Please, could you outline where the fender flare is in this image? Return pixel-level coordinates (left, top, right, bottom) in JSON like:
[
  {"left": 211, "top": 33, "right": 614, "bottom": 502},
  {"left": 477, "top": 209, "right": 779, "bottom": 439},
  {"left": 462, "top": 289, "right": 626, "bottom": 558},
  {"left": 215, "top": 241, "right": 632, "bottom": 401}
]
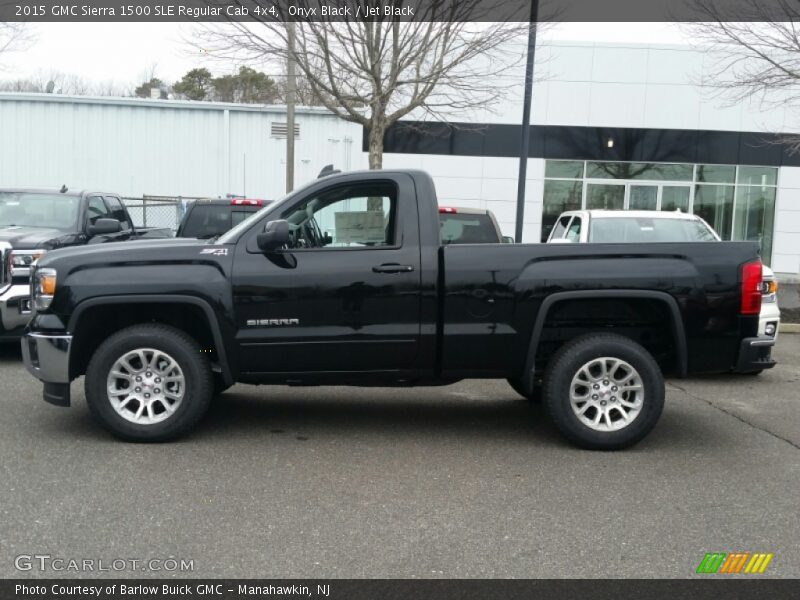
[
  {"left": 520, "top": 290, "right": 688, "bottom": 395},
  {"left": 68, "top": 294, "right": 234, "bottom": 386}
]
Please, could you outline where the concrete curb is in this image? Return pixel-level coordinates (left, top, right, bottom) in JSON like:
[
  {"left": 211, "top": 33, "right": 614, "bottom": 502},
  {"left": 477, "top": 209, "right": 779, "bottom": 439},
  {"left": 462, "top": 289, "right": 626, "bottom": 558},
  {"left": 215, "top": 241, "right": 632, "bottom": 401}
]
[{"left": 780, "top": 323, "right": 800, "bottom": 333}]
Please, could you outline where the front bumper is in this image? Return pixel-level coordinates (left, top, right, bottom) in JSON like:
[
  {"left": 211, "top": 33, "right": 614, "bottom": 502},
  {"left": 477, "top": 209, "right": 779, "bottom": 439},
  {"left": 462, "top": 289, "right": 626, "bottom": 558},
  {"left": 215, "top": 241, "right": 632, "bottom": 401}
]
[
  {"left": 21, "top": 332, "right": 72, "bottom": 406},
  {"left": 0, "top": 284, "right": 33, "bottom": 339},
  {"left": 735, "top": 337, "right": 776, "bottom": 373}
]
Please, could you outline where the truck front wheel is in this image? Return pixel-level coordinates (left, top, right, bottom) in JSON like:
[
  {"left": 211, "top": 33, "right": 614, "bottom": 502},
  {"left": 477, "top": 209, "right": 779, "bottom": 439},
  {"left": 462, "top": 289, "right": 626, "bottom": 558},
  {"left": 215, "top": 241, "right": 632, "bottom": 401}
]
[
  {"left": 85, "top": 324, "right": 213, "bottom": 442},
  {"left": 542, "top": 333, "right": 665, "bottom": 450}
]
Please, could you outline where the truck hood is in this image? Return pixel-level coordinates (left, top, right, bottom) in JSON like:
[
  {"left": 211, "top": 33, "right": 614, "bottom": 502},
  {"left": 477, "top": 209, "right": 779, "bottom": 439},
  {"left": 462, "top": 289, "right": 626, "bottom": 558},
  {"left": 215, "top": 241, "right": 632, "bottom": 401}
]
[
  {"left": 37, "top": 237, "right": 217, "bottom": 269},
  {"left": 0, "top": 226, "right": 76, "bottom": 249}
]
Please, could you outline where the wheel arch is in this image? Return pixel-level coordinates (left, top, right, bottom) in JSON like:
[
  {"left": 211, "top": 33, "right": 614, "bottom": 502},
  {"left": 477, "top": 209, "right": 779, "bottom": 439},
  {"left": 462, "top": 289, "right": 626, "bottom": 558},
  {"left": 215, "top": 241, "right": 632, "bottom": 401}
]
[
  {"left": 519, "top": 290, "right": 688, "bottom": 396},
  {"left": 67, "top": 295, "right": 234, "bottom": 386}
]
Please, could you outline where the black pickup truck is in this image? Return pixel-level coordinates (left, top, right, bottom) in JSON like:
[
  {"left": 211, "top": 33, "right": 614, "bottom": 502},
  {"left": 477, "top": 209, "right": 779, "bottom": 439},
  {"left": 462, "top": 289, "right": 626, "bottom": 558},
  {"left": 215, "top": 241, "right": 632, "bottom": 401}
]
[
  {"left": 21, "top": 170, "right": 774, "bottom": 449},
  {"left": 0, "top": 188, "right": 170, "bottom": 340}
]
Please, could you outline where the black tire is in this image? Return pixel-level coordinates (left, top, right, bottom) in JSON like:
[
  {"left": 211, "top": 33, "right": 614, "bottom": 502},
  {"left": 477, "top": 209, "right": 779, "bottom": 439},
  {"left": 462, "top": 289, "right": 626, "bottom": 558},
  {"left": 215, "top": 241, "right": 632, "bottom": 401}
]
[
  {"left": 85, "top": 324, "right": 213, "bottom": 442},
  {"left": 507, "top": 377, "right": 541, "bottom": 403},
  {"left": 542, "top": 333, "right": 665, "bottom": 450}
]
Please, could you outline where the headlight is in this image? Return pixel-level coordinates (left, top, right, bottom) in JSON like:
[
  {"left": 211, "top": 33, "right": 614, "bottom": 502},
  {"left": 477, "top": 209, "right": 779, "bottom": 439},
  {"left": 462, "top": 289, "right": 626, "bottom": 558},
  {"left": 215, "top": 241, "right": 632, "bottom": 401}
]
[
  {"left": 32, "top": 267, "right": 57, "bottom": 311},
  {"left": 9, "top": 250, "right": 47, "bottom": 276}
]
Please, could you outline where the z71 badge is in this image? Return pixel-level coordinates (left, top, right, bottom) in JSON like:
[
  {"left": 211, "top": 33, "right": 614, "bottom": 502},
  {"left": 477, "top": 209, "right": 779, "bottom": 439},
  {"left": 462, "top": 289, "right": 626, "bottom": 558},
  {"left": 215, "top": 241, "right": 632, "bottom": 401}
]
[{"left": 200, "top": 247, "right": 229, "bottom": 256}]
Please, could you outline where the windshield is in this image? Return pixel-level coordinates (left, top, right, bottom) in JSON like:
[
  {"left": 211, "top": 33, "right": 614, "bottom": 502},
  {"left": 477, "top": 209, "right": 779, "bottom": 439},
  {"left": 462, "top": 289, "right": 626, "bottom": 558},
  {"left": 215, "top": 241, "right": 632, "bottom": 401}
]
[
  {"left": 0, "top": 192, "right": 80, "bottom": 230},
  {"left": 589, "top": 217, "right": 719, "bottom": 243}
]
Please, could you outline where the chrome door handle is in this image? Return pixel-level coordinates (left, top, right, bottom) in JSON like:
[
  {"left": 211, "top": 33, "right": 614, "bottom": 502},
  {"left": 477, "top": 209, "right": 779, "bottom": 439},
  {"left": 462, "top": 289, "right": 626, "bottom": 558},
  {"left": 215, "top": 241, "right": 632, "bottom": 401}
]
[{"left": 372, "top": 264, "right": 414, "bottom": 274}]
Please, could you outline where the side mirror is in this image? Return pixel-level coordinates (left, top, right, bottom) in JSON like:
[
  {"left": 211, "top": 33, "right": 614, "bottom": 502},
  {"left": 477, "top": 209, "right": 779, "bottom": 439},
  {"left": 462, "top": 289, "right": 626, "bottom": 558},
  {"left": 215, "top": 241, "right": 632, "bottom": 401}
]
[
  {"left": 257, "top": 220, "right": 290, "bottom": 252},
  {"left": 87, "top": 218, "right": 122, "bottom": 236},
  {"left": 501, "top": 236, "right": 515, "bottom": 244}
]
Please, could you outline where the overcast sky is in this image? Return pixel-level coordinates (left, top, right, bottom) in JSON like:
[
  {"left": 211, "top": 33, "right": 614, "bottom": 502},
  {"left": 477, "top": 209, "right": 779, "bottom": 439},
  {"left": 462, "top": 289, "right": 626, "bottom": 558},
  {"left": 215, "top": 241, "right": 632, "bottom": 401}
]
[{"left": 0, "top": 22, "right": 692, "bottom": 87}]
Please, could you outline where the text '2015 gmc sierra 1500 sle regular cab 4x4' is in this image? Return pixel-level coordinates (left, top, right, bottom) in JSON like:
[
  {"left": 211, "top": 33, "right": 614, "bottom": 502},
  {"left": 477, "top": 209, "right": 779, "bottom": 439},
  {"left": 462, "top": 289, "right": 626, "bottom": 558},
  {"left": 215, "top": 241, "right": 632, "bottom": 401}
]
[{"left": 21, "top": 170, "right": 774, "bottom": 449}]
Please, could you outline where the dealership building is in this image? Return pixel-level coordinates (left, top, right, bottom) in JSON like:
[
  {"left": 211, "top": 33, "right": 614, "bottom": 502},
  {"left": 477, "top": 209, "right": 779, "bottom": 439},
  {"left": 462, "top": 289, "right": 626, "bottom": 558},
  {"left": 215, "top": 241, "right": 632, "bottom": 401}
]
[{"left": 1, "top": 41, "right": 800, "bottom": 278}]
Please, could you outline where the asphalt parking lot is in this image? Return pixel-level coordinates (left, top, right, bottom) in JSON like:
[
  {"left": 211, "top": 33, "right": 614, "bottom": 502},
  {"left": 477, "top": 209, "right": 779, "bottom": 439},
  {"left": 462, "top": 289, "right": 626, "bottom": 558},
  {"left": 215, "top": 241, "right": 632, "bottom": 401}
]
[{"left": 1, "top": 336, "right": 798, "bottom": 579}]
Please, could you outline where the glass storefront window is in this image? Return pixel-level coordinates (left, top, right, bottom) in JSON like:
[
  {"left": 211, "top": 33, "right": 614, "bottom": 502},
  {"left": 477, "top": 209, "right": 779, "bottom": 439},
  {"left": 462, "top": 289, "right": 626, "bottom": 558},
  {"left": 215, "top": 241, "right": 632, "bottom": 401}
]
[
  {"left": 693, "top": 185, "right": 734, "bottom": 240},
  {"left": 660, "top": 187, "right": 690, "bottom": 212},
  {"left": 696, "top": 165, "right": 735, "bottom": 184},
  {"left": 541, "top": 180, "right": 582, "bottom": 242},
  {"left": 737, "top": 166, "right": 778, "bottom": 187},
  {"left": 629, "top": 185, "right": 658, "bottom": 210},
  {"left": 544, "top": 160, "right": 584, "bottom": 179},
  {"left": 586, "top": 162, "right": 693, "bottom": 181},
  {"left": 586, "top": 183, "right": 625, "bottom": 210},
  {"left": 734, "top": 186, "right": 776, "bottom": 266}
]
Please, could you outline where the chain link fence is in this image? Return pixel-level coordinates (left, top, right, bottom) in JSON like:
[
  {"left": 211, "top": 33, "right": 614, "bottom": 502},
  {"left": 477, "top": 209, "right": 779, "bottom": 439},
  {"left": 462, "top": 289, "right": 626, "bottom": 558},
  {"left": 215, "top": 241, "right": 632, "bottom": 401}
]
[{"left": 122, "top": 195, "right": 205, "bottom": 232}]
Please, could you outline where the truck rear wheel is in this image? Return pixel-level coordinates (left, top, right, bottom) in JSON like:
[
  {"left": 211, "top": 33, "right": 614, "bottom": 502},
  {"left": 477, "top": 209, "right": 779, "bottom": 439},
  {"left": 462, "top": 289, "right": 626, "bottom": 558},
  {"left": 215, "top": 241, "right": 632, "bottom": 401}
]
[
  {"left": 542, "top": 333, "right": 664, "bottom": 450},
  {"left": 85, "top": 324, "right": 213, "bottom": 442}
]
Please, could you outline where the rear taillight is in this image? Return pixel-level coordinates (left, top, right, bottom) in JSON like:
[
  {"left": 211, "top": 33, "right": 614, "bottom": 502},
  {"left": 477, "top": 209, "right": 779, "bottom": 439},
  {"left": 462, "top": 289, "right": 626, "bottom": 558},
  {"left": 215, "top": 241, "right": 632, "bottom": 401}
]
[
  {"left": 231, "top": 199, "right": 263, "bottom": 206},
  {"left": 438, "top": 207, "right": 457, "bottom": 214},
  {"left": 740, "top": 259, "right": 763, "bottom": 315}
]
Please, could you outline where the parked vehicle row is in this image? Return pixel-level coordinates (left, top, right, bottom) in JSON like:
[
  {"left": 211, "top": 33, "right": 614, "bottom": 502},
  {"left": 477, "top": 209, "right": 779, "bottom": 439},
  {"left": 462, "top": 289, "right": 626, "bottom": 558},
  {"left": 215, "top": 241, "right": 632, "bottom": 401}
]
[
  {"left": 0, "top": 188, "right": 171, "bottom": 340},
  {"left": 21, "top": 170, "right": 775, "bottom": 450}
]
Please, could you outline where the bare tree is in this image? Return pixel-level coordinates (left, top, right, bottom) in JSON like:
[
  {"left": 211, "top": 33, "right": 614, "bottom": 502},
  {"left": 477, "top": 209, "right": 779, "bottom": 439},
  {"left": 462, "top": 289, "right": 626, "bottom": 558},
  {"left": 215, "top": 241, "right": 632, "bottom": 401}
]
[
  {"left": 0, "top": 23, "right": 33, "bottom": 65},
  {"left": 687, "top": 0, "right": 800, "bottom": 150},
  {"left": 198, "top": 1, "right": 536, "bottom": 169},
  {"left": 0, "top": 70, "right": 132, "bottom": 96}
]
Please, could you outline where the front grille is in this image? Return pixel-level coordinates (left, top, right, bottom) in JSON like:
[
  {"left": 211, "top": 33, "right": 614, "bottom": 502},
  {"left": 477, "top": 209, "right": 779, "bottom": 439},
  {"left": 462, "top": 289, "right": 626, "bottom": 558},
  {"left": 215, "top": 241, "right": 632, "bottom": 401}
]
[{"left": 0, "top": 242, "right": 9, "bottom": 287}]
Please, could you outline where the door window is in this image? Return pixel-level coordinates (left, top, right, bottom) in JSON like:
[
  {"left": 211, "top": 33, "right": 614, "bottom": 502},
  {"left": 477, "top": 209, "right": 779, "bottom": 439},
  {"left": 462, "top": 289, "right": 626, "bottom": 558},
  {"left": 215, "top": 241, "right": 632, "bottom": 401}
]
[
  {"left": 282, "top": 183, "right": 397, "bottom": 249},
  {"left": 86, "top": 196, "right": 112, "bottom": 226},
  {"left": 550, "top": 215, "right": 572, "bottom": 240},
  {"left": 104, "top": 196, "right": 131, "bottom": 230},
  {"left": 565, "top": 217, "right": 582, "bottom": 242}
]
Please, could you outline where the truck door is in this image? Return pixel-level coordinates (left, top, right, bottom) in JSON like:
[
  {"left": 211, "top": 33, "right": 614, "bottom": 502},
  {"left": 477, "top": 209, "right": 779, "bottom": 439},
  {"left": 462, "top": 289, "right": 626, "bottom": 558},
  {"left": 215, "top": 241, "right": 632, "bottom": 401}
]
[{"left": 231, "top": 174, "right": 422, "bottom": 374}]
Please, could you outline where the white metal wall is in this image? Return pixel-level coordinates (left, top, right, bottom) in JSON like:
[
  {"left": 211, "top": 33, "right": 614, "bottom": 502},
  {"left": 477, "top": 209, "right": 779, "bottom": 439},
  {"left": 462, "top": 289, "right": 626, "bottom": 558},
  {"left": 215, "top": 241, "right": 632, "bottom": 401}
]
[{"left": 0, "top": 93, "right": 362, "bottom": 200}]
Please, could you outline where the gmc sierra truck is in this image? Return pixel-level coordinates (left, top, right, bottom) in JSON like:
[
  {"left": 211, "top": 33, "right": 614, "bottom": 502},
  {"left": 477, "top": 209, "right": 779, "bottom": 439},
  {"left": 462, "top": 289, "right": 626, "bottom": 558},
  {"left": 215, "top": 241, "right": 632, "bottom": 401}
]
[
  {"left": 0, "top": 188, "right": 170, "bottom": 340},
  {"left": 21, "top": 170, "right": 774, "bottom": 449}
]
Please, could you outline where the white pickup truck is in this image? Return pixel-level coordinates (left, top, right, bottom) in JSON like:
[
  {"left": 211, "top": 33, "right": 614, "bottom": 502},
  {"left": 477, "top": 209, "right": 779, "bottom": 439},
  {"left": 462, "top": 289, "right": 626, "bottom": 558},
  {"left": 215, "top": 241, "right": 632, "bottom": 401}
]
[{"left": 547, "top": 209, "right": 781, "bottom": 343}]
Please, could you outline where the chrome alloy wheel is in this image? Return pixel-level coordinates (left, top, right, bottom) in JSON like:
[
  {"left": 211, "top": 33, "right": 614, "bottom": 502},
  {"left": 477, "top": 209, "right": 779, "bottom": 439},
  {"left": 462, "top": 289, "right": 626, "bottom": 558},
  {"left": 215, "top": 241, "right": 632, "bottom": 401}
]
[
  {"left": 106, "top": 348, "right": 185, "bottom": 425},
  {"left": 569, "top": 357, "right": 644, "bottom": 432}
]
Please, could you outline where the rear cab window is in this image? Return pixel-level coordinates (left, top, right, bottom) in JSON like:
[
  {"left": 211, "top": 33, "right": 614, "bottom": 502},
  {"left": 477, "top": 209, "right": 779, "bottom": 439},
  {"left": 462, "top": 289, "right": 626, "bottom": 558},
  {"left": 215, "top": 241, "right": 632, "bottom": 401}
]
[
  {"left": 181, "top": 205, "right": 234, "bottom": 239},
  {"left": 439, "top": 213, "right": 501, "bottom": 244}
]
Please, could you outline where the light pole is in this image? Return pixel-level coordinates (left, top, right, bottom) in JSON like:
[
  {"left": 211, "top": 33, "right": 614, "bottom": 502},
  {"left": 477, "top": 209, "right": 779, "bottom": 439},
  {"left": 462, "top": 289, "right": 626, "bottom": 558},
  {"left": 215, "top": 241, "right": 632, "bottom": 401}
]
[
  {"left": 514, "top": 0, "right": 539, "bottom": 243},
  {"left": 286, "top": 20, "right": 297, "bottom": 193}
]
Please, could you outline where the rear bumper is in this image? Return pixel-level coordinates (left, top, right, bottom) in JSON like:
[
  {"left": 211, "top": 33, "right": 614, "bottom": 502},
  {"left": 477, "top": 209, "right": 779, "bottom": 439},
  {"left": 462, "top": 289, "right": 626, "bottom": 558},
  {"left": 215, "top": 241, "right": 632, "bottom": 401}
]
[
  {"left": 21, "top": 332, "right": 72, "bottom": 406},
  {"left": 735, "top": 337, "right": 776, "bottom": 373},
  {"left": 758, "top": 301, "right": 781, "bottom": 340},
  {"left": 0, "top": 284, "right": 32, "bottom": 339}
]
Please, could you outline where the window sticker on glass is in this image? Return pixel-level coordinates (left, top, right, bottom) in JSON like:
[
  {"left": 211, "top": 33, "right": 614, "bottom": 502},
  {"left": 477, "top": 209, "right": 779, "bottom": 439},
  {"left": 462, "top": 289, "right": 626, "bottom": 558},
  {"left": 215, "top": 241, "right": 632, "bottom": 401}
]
[{"left": 334, "top": 211, "right": 386, "bottom": 244}]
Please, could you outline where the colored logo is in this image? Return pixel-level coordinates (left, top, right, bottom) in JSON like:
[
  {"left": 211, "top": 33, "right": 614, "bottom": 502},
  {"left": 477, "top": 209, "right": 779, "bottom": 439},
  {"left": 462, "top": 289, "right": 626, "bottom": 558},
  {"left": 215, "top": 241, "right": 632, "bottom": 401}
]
[{"left": 696, "top": 552, "right": 773, "bottom": 574}]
